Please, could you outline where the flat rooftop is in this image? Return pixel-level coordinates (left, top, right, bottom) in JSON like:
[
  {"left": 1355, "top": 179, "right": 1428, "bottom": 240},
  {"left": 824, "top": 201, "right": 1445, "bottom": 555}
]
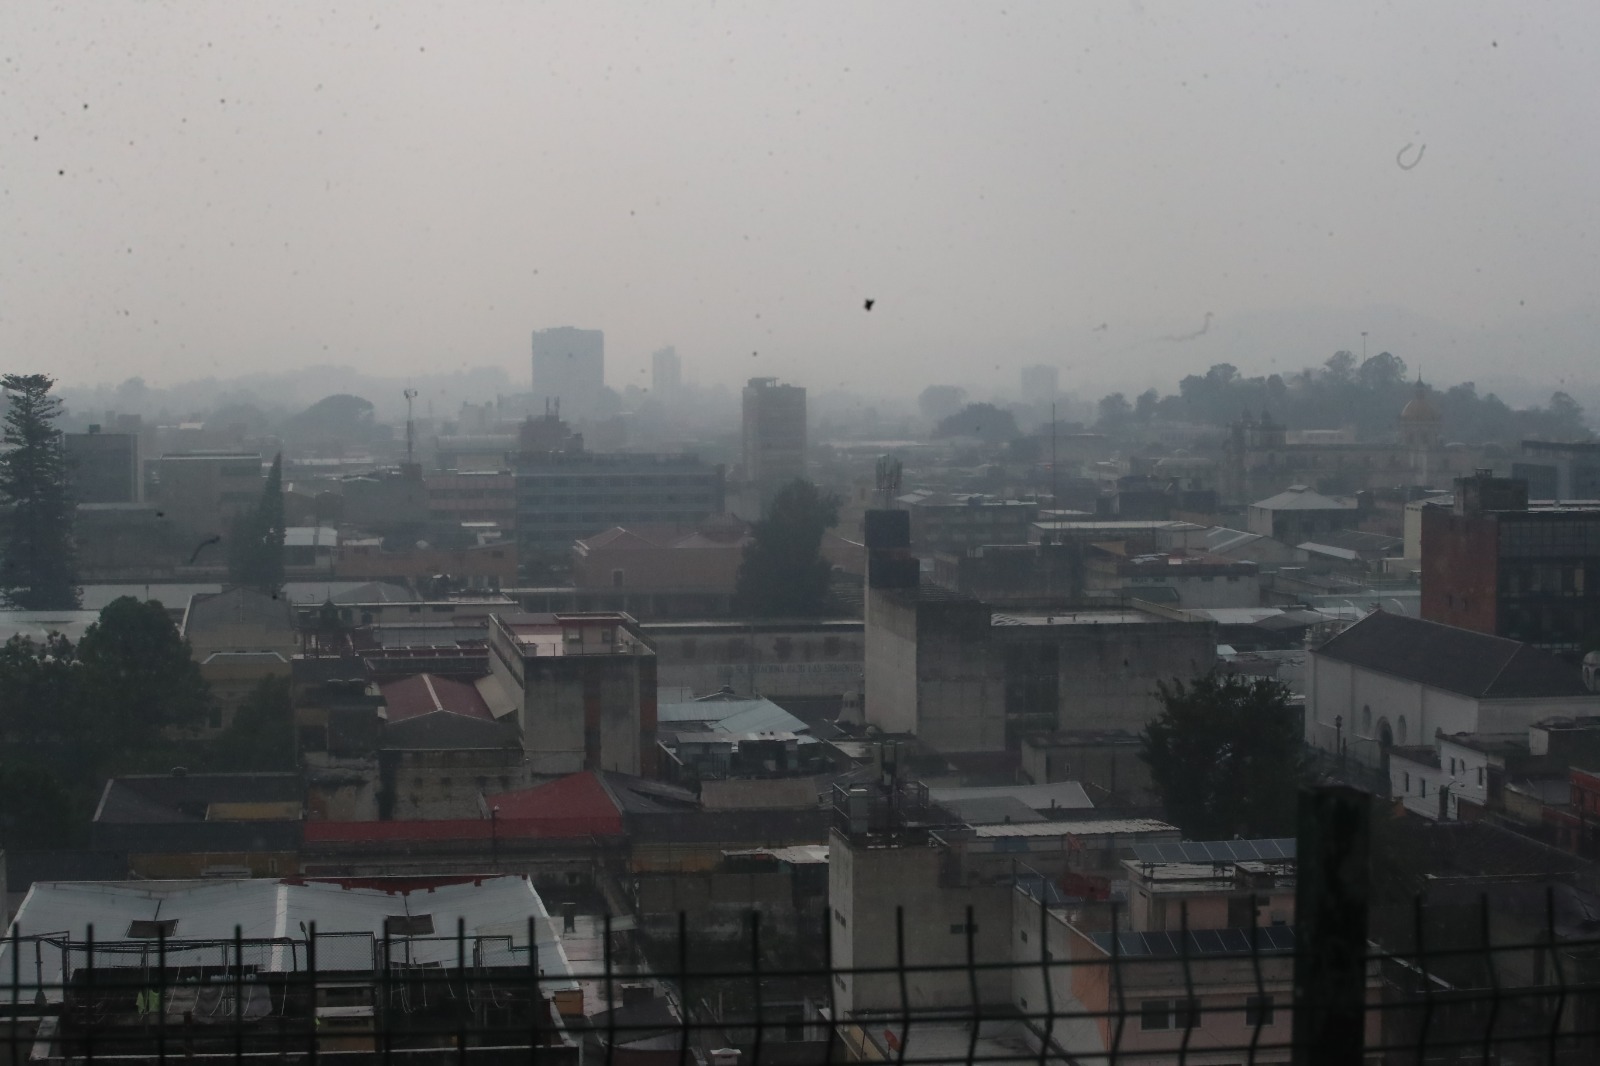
[
  {"left": 992, "top": 610, "right": 1164, "bottom": 626},
  {"left": 970, "top": 818, "right": 1177, "bottom": 839}
]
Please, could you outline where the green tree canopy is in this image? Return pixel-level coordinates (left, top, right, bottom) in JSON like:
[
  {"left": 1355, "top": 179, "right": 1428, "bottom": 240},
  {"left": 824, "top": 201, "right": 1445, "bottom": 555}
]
[
  {"left": 211, "top": 675, "right": 295, "bottom": 771},
  {"left": 228, "top": 452, "right": 285, "bottom": 595},
  {"left": 1140, "top": 671, "right": 1306, "bottom": 839},
  {"left": 0, "top": 373, "right": 79, "bottom": 609},
  {"left": 76, "top": 596, "right": 211, "bottom": 749},
  {"left": 733, "top": 479, "right": 841, "bottom": 617}
]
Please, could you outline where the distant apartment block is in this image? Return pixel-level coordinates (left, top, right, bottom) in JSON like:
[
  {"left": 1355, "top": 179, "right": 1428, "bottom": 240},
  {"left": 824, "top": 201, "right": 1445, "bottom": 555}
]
[
  {"left": 1513, "top": 439, "right": 1600, "bottom": 501},
  {"left": 426, "top": 471, "right": 516, "bottom": 525},
  {"left": 1421, "top": 470, "right": 1600, "bottom": 657},
  {"left": 531, "top": 326, "right": 605, "bottom": 417},
  {"left": 894, "top": 491, "right": 1038, "bottom": 555},
  {"left": 740, "top": 377, "right": 806, "bottom": 514},
  {"left": 512, "top": 451, "right": 724, "bottom": 556},
  {"left": 1019, "top": 364, "right": 1059, "bottom": 402},
  {"left": 65, "top": 426, "right": 139, "bottom": 503},
  {"left": 651, "top": 345, "right": 682, "bottom": 395},
  {"left": 153, "top": 451, "right": 263, "bottom": 536}
]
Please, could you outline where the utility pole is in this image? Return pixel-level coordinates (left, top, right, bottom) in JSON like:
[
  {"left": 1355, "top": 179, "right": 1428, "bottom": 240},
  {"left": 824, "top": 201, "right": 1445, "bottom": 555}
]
[
  {"left": 1050, "top": 402, "right": 1059, "bottom": 508},
  {"left": 400, "top": 382, "right": 419, "bottom": 464}
]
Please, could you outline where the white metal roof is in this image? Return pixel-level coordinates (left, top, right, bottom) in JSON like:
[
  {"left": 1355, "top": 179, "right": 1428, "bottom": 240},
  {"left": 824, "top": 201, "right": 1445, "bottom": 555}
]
[
  {"left": 2, "top": 876, "right": 575, "bottom": 1006},
  {"left": 929, "top": 782, "right": 1093, "bottom": 811}
]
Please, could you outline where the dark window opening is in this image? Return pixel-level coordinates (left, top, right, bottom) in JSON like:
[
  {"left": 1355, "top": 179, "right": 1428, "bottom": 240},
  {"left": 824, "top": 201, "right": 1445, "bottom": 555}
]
[{"left": 384, "top": 914, "right": 435, "bottom": 936}]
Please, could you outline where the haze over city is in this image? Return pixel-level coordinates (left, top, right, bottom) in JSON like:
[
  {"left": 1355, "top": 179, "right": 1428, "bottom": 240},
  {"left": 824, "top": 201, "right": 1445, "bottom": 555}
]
[{"left": 5, "top": 1, "right": 1600, "bottom": 400}]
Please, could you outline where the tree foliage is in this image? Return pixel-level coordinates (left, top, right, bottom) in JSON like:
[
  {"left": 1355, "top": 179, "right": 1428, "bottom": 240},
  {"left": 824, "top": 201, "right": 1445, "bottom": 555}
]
[
  {"left": 1140, "top": 671, "right": 1306, "bottom": 839},
  {"left": 76, "top": 596, "right": 211, "bottom": 748},
  {"left": 1096, "top": 354, "right": 1590, "bottom": 443},
  {"left": 0, "top": 373, "right": 79, "bottom": 609},
  {"left": 228, "top": 452, "right": 285, "bottom": 595},
  {"left": 211, "top": 675, "right": 296, "bottom": 771},
  {"left": 733, "top": 479, "right": 841, "bottom": 617}
]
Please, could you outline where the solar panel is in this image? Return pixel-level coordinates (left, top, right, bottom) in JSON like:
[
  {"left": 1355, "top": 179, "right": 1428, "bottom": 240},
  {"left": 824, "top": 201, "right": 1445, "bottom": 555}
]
[
  {"left": 1093, "top": 926, "right": 1296, "bottom": 958},
  {"left": 1128, "top": 838, "right": 1297, "bottom": 864}
]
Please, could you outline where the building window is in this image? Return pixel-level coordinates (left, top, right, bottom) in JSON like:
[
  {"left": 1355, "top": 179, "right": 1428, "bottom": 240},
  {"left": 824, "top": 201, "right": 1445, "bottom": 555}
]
[
  {"left": 948, "top": 922, "right": 978, "bottom": 935},
  {"left": 1246, "top": 995, "right": 1275, "bottom": 1027},
  {"left": 1419, "top": 779, "right": 1426, "bottom": 798},
  {"left": 383, "top": 915, "right": 435, "bottom": 936},
  {"left": 1361, "top": 705, "right": 1371, "bottom": 735},
  {"left": 127, "top": 919, "right": 179, "bottom": 939},
  {"left": 1478, "top": 767, "right": 1484, "bottom": 786},
  {"left": 612, "top": 568, "right": 624, "bottom": 588},
  {"left": 1140, "top": 999, "right": 1201, "bottom": 1031},
  {"left": 1404, "top": 772, "right": 1410, "bottom": 791}
]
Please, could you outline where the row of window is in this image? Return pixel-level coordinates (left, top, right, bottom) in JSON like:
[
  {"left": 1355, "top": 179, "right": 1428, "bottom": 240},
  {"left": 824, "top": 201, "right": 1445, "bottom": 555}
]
[
  {"left": 1139, "top": 996, "right": 1275, "bottom": 1030},
  {"left": 678, "top": 637, "right": 847, "bottom": 660}
]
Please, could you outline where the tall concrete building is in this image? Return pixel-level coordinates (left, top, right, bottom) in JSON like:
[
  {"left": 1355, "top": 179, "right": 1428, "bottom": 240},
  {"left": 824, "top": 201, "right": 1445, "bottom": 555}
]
[
  {"left": 479, "top": 611, "right": 657, "bottom": 776},
  {"left": 65, "top": 426, "right": 139, "bottom": 503},
  {"left": 650, "top": 346, "right": 682, "bottom": 396},
  {"left": 530, "top": 327, "right": 604, "bottom": 418},
  {"left": 1019, "top": 364, "right": 1059, "bottom": 402},
  {"left": 740, "top": 377, "right": 806, "bottom": 515}
]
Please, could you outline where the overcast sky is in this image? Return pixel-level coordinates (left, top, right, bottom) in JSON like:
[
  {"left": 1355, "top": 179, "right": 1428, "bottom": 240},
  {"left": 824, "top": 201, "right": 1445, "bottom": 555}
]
[{"left": 3, "top": 2, "right": 1598, "bottom": 399}]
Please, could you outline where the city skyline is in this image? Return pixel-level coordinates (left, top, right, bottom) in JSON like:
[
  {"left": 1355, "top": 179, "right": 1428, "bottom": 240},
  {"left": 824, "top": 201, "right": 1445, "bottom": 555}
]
[{"left": 4, "top": 3, "right": 1600, "bottom": 398}]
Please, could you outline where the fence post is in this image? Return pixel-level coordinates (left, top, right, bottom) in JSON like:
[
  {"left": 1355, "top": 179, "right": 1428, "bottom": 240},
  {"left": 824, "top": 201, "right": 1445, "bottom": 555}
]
[{"left": 1292, "top": 784, "right": 1370, "bottom": 1066}]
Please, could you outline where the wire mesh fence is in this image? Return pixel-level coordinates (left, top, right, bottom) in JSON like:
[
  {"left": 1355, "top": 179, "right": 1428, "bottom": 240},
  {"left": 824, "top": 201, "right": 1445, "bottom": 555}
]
[{"left": 3, "top": 894, "right": 1600, "bottom": 1066}]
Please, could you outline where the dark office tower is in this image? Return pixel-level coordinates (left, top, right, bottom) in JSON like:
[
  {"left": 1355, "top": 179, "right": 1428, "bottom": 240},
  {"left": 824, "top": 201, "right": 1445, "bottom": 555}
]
[
  {"left": 65, "top": 426, "right": 139, "bottom": 503},
  {"left": 651, "top": 346, "right": 682, "bottom": 397},
  {"left": 740, "top": 377, "right": 806, "bottom": 515},
  {"left": 531, "top": 327, "right": 605, "bottom": 418},
  {"left": 1422, "top": 470, "right": 1600, "bottom": 659},
  {"left": 1019, "top": 364, "right": 1059, "bottom": 402}
]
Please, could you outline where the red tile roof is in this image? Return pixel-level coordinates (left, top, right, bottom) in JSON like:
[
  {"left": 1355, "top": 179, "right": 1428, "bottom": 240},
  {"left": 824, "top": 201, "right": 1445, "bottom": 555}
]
[{"left": 381, "top": 673, "right": 494, "bottom": 722}]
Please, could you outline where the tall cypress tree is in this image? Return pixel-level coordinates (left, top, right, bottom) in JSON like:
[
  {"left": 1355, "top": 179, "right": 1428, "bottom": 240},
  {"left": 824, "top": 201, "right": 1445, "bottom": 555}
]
[
  {"left": 227, "top": 452, "right": 286, "bottom": 595},
  {"left": 0, "top": 374, "right": 80, "bottom": 609}
]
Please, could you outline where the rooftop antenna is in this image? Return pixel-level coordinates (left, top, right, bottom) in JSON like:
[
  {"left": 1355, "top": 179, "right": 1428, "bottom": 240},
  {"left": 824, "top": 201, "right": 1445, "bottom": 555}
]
[{"left": 403, "top": 388, "right": 419, "bottom": 467}]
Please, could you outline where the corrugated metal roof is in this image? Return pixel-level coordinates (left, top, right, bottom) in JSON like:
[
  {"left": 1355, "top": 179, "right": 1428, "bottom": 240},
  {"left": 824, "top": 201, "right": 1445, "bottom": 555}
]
[
  {"left": 1, "top": 876, "right": 575, "bottom": 1005},
  {"left": 656, "top": 696, "right": 807, "bottom": 735}
]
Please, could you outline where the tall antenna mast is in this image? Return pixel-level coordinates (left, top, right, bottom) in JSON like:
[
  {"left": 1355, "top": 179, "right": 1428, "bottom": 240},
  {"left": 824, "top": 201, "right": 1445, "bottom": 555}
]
[{"left": 403, "top": 388, "right": 419, "bottom": 467}]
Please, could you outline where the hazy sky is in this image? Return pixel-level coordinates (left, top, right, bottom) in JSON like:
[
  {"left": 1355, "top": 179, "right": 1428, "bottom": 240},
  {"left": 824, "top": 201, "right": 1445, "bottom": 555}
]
[{"left": 4, "top": 2, "right": 1599, "bottom": 398}]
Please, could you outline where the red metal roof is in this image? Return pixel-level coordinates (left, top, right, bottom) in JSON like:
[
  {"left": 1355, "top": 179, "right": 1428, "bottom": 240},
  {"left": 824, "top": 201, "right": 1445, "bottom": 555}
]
[
  {"left": 484, "top": 771, "right": 624, "bottom": 831},
  {"left": 380, "top": 673, "right": 494, "bottom": 722}
]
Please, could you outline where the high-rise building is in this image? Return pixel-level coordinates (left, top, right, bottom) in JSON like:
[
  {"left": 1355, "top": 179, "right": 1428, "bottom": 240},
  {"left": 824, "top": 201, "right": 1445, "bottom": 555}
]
[
  {"left": 530, "top": 327, "right": 604, "bottom": 417},
  {"left": 65, "top": 426, "right": 139, "bottom": 503},
  {"left": 740, "top": 377, "right": 806, "bottom": 514},
  {"left": 651, "top": 346, "right": 682, "bottom": 396},
  {"left": 1019, "top": 364, "right": 1059, "bottom": 402}
]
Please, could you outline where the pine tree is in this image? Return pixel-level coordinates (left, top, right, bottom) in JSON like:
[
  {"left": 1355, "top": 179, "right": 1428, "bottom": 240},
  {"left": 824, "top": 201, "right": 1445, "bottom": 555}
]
[
  {"left": 0, "top": 374, "right": 80, "bottom": 609},
  {"left": 733, "top": 479, "right": 840, "bottom": 616},
  {"left": 227, "top": 452, "right": 285, "bottom": 595}
]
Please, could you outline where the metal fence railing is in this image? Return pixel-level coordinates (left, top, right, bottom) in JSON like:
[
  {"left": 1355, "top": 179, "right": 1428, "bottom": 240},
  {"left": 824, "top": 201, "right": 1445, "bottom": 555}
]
[
  {"left": 5, "top": 788, "right": 1600, "bottom": 1064},
  {"left": 3, "top": 902, "right": 1600, "bottom": 1066}
]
